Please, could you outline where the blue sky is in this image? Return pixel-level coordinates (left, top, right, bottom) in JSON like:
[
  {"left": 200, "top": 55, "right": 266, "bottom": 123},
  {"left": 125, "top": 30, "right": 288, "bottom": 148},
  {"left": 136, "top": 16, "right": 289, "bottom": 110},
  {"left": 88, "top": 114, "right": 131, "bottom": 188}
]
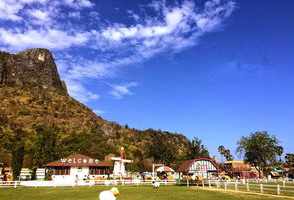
[{"left": 0, "top": 0, "right": 293, "bottom": 159}]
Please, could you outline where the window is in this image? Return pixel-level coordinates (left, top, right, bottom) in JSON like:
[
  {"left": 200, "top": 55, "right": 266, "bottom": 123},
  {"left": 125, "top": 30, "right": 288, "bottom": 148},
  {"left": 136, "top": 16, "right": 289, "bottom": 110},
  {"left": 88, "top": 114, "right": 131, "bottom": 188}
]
[
  {"left": 52, "top": 167, "right": 70, "bottom": 175},
  {"left": 89, "top": 167, "right": 111, "bottom": 175}
]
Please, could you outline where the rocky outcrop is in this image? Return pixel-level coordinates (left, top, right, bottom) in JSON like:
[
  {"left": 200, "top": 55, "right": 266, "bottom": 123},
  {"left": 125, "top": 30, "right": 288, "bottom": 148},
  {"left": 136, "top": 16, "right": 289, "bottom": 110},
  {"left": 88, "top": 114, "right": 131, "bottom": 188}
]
[{"left": 0, "top": 48, "right": 66, "bottom": 93}]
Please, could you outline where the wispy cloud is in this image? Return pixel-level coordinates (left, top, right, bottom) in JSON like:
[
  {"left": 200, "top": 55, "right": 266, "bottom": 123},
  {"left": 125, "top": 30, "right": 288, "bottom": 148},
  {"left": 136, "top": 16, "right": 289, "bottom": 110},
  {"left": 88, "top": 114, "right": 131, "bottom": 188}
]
[
  {"left": 93, "top": 109, "right": 105, "bottom": 115},
  {"left": 65, "top": 79, "right": 100, "bottom": 103},
  {"left": 0, "top": 0, "right": 236, "bottom": 102},
  {"left": 109, "top": 82, "right": 138, "bottom": 99},
  {"left": 0, "top": 28, "right": 90, "bottom": 50}
]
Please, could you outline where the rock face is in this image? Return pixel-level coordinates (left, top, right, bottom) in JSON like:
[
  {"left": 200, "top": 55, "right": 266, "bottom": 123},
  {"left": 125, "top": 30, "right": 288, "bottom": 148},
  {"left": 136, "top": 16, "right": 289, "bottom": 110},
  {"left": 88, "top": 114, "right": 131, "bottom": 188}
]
[{"left": 0, "top": 48, "right": 66, "bottom": 92}]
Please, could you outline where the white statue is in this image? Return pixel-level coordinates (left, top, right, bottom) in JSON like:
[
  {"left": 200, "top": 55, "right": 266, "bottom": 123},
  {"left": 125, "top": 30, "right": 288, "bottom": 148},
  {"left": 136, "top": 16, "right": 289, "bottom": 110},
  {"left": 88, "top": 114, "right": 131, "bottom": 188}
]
[{"left": 111, "top": 147, "right": 133, "bottom": 177}]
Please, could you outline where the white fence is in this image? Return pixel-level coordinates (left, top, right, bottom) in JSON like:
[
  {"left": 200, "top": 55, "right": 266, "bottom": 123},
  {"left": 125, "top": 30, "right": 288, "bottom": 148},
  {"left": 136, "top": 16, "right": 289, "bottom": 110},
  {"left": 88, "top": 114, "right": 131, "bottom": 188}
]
[
  {"left": 0, "top": 180, "right": 176, "bottom": 188},
  {"left": 196, "top": 179, "right": 294, "bottom": 197},
  {"left": 0, "top": 181, "right": 21, "bottom": 188}
]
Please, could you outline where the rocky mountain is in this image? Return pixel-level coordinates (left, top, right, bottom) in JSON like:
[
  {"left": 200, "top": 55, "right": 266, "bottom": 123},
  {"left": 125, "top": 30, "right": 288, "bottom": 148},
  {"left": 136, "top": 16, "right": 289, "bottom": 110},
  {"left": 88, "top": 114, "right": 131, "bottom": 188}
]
[
  {"left": 0, "top": 49, "right": 66, "bottom": 92},
  {"left": 0, "top": 48, "right": 192, "bottom": 177}
]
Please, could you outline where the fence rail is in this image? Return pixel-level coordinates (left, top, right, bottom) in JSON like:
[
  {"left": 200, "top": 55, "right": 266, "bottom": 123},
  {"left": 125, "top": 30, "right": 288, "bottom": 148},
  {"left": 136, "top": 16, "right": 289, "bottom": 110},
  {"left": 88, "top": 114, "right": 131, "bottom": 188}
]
[
  {"left": 0, "top": 181, "right": 21, "bottom": 188},
  {"left": 1, "top": 179, "right": 293, "bottom": 198},
  {"left": 188, "top": 180, "right": 294, "bottom": 197},
  {"left": 0, "top": 180, "right": 176, "bottom": 188}
]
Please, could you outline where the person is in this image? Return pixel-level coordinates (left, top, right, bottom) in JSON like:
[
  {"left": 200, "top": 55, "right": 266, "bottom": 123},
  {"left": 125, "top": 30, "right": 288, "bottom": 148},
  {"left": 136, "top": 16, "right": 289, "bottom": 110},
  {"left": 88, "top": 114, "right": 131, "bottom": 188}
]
[
  {"left": 152, "top": 180, "right": 160, "bottom": 188},
  {"left": 99, "top": 187, "right": 120, "bottom": 200},
  {"left": 75, "top": 175, "right": 79, "bottom": 186}
]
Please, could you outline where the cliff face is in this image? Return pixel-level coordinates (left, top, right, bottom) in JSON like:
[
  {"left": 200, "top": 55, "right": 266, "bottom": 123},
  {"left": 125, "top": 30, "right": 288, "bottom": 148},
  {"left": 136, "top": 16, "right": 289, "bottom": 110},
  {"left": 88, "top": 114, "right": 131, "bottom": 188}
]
[{"left": 0, "top": 48, "right": 66, "bottom": 92}]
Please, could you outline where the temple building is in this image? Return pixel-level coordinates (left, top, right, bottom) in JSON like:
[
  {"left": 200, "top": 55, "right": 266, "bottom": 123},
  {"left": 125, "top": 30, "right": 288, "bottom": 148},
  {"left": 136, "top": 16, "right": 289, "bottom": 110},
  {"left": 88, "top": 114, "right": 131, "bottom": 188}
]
[
  {"left": 178, "top": 157, "right": 219, "bottom": 179},
  {"left": 46, "top": 154, "right": 112, "bottom": 182}
]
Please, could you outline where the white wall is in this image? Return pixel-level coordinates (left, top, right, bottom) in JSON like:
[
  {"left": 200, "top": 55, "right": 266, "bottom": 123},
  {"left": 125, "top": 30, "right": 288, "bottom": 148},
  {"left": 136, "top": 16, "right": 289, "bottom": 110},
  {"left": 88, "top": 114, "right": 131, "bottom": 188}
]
[
  {"left": 51, "top": 167, "right": 89, "bottom": 184},
  {"left": 70, "top": 167, "right": 89, "bottom": 180}
]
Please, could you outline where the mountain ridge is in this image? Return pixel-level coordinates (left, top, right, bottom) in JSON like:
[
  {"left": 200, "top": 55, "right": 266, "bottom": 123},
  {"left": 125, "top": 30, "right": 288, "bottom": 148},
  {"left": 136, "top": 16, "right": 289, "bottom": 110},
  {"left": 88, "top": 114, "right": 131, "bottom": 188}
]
[{"left": 0, "top": 48, "right": 192, "bottom": 177}]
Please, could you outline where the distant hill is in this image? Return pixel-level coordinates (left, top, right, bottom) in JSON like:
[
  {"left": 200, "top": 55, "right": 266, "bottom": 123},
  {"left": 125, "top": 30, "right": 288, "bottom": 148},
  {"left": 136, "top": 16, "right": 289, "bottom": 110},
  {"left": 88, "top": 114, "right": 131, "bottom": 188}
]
[{"left": 0, "top": 48, "right": 191, "bottom": 177}]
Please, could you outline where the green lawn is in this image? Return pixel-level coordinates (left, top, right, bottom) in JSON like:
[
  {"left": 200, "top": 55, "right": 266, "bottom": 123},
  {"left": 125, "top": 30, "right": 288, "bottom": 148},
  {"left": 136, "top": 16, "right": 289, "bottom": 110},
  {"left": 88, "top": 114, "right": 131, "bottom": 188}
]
[{"left": 0, "top": 186, "right": 288, "bottom": 200}]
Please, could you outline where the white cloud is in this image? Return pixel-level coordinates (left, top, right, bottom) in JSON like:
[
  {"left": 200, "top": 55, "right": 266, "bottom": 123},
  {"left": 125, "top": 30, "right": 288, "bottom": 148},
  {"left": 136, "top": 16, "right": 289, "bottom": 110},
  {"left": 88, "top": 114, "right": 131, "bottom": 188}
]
[
  {"left": 89, "top": 0, "right": 235, "bottom": 76},
  {"left": 109, "top": 82, "right": 138, "bottom": 99},
  {"left": 0, "top": 28, "right": 90, "bottom": 50},
  {"left": 93, "top": 109, "right": 105, "bottom": 115},
  {"left": 63, "top": 0, "right": 94, "bottom": 9},
  {"left": 0, "top": 0, "right": 236, "bottom": 103},
  {"left": 0, "top": 0, "right": 48, "bottom": 21},
  {"left": 0, "top": 1, "right": 24, "bottom": 21},
  {"left": 68, "top": 11, "right": 81, "bottom": 18},
  {"left": 65, "top": 60, "right": 112, "bottom": 80},
  {"left": 27, "top": 9, "right": 52, "bottom": 24},
  {"left": 65, "top": 79, "right": 100, "bottom": 102}
]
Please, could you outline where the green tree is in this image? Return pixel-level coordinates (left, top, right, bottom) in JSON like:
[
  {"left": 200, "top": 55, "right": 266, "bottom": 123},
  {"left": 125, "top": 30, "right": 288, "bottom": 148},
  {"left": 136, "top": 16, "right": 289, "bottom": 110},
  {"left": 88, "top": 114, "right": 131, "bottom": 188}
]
[
  {"left": 148, "top": 134, "right": 177, "bottom": 165},
  {"left": 0, "top": 114, "right": 26, "bottom": 180},
  {"left": 285, "top": 153, "right": 294, "bottom": 168},
  {"left": 31, "top": 125, "right": 59, "bottom": 168},
  {"left": 237, "top": 131, "right": 283, "bottom": 178},
  {"left": 7, "top": 128, "right": 26, "bottom": 180},
  {"left": 187, "top": 137, "right": 209, "bottom": 159},
  {"left": 218, "top": 145, "right": 233, "bottom": 161}
]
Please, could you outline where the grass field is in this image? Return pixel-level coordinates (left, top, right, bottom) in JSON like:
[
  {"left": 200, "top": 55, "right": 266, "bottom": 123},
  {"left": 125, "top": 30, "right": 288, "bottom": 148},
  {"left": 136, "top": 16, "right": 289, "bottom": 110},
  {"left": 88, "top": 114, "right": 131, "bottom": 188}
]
[{"left": 0, "top": 186, "right": 289, "bottom": 200}]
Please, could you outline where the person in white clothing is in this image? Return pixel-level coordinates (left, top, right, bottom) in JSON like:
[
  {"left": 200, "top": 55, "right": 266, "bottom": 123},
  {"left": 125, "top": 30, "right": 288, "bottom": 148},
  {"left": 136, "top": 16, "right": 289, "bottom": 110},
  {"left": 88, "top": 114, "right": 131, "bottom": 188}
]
[
  {"left": 152, "top": 180, "right": 160, "bottom": 188},
  {"left": 99, "top": 187, "right": 120, "bottom": 200}
]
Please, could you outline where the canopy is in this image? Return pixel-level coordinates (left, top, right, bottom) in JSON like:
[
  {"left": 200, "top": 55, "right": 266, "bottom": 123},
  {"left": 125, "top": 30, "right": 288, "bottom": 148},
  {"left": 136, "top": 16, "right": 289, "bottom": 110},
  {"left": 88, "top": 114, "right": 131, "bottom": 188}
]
[{"left": 156, "top": 166, "right": 174, "bottom": 173}]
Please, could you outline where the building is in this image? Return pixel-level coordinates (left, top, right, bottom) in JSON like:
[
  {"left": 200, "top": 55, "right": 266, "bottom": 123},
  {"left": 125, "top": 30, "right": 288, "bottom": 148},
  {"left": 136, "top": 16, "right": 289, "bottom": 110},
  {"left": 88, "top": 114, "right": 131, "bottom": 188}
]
[
  {"left": 19, "top": 168, "right": 32, "bottom": 180},
  {"left": 224, "top": 160, "right": 258, "bottom": 179},
  {"left": 46, "top": 154, "right": 112, "bottom": 182},
  {"left": 178, "top": 157, "right": 219, "bottom": 179}
]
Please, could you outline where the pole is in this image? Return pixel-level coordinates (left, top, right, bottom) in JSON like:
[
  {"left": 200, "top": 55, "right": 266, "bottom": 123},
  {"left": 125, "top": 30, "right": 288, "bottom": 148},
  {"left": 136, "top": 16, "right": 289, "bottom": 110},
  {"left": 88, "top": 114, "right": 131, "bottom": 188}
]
[
  {"left": 277, "top": 184, "right": 280, "bottom": 195},
  {"left": 235, "top": 181, "right": 238, "bottom": 191},
  {"left": 260, "top": 184, "right": 263, "bottom": 193},
  {"left": 208, "top": 180, "right": 211, "bottom": 188},
  {"left": 152, "top": 164, "right": 155, "bottom": 181},
  {"left": 246, "top": 182, "right": 249, "bottom": 192}
]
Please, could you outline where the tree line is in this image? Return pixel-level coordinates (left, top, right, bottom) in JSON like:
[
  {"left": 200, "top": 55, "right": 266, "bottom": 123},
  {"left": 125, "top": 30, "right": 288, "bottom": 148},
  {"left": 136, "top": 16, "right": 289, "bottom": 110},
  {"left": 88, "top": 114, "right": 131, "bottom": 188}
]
[
  {"left": 0, "top": 118, "right": 292, "bottom": 180},
  {"left": 218, "top": 131, "right": 293, "bottom": 178}
]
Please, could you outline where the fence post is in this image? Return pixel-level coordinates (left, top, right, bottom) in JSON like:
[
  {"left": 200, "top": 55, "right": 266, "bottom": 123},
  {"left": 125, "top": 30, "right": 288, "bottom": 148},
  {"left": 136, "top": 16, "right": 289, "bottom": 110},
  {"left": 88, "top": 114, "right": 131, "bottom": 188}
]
[
  {"left": 186, "top": 179, "right": 189, "bottom": 187},
  {"left": 224, "top": 182, "right": 227, "bottom": 191},
  {"left": 246, "top": 182, "right": 249, "bottom": 192},
  {"left": 235, "top": 181, "right": 238, "bottom": 191},
  {"left": 208, "top": 180, "right": 211, "bottom": 188},
  {"left": 14, "top": 181, "right": 17, "bottom": 188},
  {"left": 202, "top": 180, "right": 204, "bottom": 188},
  {"left": 277, "top": 184, "right": 280, "bottom": 195},
  {"left": 283, "top": 181, "right": 285, "bottom": 188},
  {"left": 260, "top": 184, "right": 263, "bottom": 193}
]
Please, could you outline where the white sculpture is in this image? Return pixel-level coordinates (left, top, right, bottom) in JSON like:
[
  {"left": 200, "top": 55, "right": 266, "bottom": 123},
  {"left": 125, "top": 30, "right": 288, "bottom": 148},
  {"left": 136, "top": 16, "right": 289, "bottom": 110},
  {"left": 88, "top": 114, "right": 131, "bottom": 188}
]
[{"left": 111, "top": 147, "right": 133, "bottom": 177}]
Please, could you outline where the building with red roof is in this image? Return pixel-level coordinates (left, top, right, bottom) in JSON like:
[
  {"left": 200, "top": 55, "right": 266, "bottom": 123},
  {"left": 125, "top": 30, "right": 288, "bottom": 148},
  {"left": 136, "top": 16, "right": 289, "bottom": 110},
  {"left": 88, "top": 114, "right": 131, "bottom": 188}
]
[
  {"left": 178, "top": 157, "right": 219, "bottom": 179},
  {"left": 46, "top": 154, "right": 112, "bottom": 182}
]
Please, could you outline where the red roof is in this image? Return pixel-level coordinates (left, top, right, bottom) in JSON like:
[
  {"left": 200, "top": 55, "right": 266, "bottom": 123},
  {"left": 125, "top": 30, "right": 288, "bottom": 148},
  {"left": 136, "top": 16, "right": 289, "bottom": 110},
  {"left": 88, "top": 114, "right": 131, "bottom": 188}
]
[
  {"left": 46, "top": 154, "right": 112, "bottom": 167},
  {"left": 177, "top": 157, "right": 219, "bottom": 173}
]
